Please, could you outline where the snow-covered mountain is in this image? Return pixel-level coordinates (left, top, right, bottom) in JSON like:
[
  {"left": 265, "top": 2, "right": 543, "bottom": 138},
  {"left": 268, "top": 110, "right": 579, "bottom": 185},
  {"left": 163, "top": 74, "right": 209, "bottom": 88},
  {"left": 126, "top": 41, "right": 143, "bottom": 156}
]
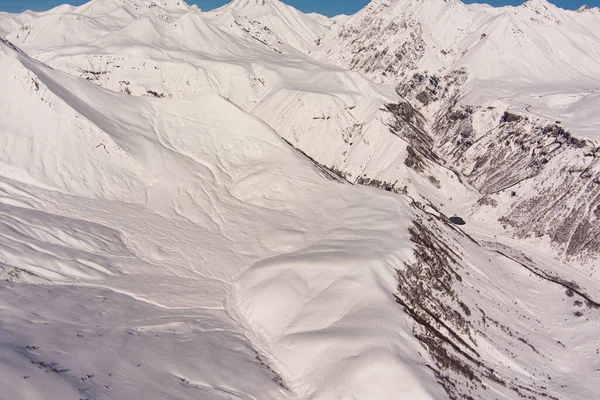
[
  {"left": 0, "top": 4, "right": 76, "bottom": 37},
  {"left": 314, "top": 0, "right": 600, "bottom": 267},
  {"left": 319, "top": 0, "right": 600, "bottom": 84},
  {"left": 317, "top": 0, "right": 600, "bottom": 134},
  {"left": 210, "top": 0, "right": 332, "bottom": 54},
  {"left": 0, "top": 0, "right": 599, "bottom": 399}
]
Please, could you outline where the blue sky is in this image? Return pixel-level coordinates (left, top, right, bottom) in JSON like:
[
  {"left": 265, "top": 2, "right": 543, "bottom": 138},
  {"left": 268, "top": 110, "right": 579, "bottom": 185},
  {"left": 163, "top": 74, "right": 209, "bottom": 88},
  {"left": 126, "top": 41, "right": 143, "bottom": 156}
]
[{"left": 0, "top": 0, "right": 598, "bottom": 16}]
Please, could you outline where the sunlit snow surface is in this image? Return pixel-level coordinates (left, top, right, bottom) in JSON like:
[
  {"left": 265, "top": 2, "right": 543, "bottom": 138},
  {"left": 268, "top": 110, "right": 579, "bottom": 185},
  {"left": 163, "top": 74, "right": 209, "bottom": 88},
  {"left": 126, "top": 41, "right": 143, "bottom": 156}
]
[
  {"left": 0, "top": 35, "right": 443, "bottom": 399},
  {"left": 1, "top": 0, "right": 599, "bottom": 399}
]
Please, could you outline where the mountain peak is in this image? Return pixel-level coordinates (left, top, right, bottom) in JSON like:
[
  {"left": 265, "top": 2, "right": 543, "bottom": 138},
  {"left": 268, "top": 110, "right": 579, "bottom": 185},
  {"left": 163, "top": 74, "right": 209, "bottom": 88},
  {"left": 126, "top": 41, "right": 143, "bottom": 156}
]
[
  {"left": 88, "top": 0, "right": 190, "bottom": 10},
  {"left": 522, "top": 0, "right": 552, "bottom": 9},
  {"left": 576, "top": 4, "right": 599, "bottom": 12},
  {"left": 73, "top": 0, "right": 192, "bottom": 19},
  {"left": 228, "top": 0, "right": 283, "bottom": 9},
  {"left": 221, "top": 0, "right": 289, "bottom": 18},
  {"left": 215, "top": 0, "right": 330, "bottom": 53},
  {"left": 230, "top": 0, "right": 282, "bottom": 4},
  {"left": 132, "top": 0, "right": 189, "bottom": 7}
]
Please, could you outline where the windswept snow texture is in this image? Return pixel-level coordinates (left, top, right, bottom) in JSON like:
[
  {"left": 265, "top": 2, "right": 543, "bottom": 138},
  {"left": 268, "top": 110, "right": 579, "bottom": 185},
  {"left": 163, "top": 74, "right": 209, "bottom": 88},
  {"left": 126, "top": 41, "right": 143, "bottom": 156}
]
[
  {"left": 1, "top": 0, "right": 600, "bottom": 400},
  {"left": 0, "top": 36, "right": 442, "bottom": 400}
]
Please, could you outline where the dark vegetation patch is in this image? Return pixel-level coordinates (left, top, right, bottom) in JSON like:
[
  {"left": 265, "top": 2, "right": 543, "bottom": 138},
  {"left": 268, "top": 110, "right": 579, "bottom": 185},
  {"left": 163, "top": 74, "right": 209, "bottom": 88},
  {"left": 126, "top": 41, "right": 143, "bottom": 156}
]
[
  {"left": 404, "top": 145, "right": 426, "bottom": 173},
  {"left": 543, "top": 124, "right": 586, "bottom": 148},
  {"left": 396, "top": 69, "right": 467, "bottom": 108},
  {"left": 30, "top": 360, "right": 69, "bottom": 374},
  {"left": 501, "top": 111, "right": 522, "bottom": 123},
  {"left": 80, "top": 69, "right": 109, "bottom": 81},
  {"left": 355, "top": 176, "right": 408, "bottom": 194},
  {"left": 433, "top": 100, "right": 600, "bottom": 261},
  {"left": 428, "top": 175, "right": 441, "bottom": 188},
  {"left": 396, "top": 213, "right": 567, "bottom": 400},
  {"left": 395, "top": 218, "right": 484, "bottom": 399},
  {"left": 146, "top": 90, "right": 165, "bottom": 98},
  {"left": 384, "top": 101, "right": 444, "bottom": 174},
  {"left": 253, "top": 351, "right": 289, "bottom": 391}
]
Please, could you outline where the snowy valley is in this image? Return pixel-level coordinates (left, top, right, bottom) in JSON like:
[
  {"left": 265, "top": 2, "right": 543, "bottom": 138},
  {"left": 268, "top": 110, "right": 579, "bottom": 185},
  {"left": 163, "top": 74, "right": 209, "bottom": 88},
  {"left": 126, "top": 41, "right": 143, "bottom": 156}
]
[{"left": 0, "top": 0, "right": 599, "bottom": 399}]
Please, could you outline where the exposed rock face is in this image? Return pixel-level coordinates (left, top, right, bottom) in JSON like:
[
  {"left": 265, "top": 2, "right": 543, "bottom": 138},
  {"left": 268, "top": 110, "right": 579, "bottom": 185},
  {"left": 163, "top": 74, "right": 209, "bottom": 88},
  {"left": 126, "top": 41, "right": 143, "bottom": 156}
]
[
  {"left": 396, "top": 205, "right": 599, "bottom": 400},
  {"left": 317, "top": 0, "right": 428, "bottom": 83},
  {"left": 312, "top": 0, "right": 600, "bottom": 266},
  {"left": 433, "top": 101, "right": 600, "bottom": 265}
]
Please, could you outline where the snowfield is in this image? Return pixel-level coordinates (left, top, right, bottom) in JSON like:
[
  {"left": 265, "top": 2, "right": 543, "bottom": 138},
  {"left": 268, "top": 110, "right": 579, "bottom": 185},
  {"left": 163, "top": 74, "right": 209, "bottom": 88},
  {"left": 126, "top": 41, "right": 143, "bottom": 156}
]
[
  {"left": 0, "top": 0, "right": 599, "bottom": 399},
  {"left": 0, "top": 35, "right": 442, "bottom": 400}
]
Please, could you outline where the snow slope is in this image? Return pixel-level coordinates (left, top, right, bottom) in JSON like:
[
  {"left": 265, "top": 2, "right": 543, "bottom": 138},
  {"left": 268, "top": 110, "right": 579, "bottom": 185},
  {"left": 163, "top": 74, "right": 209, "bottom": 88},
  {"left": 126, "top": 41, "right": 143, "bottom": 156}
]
[
  {"left": 3, "top": 0, "right": 465, "bottom": 214},
  {"left": 1, "top": 0, "right": 600, "bottom": 399},
  {"left": 0, "top": 37, "right": 445, "bottom": 400},
  {"left": 0, "top": 4, "right": 75, "bottom": 38}
]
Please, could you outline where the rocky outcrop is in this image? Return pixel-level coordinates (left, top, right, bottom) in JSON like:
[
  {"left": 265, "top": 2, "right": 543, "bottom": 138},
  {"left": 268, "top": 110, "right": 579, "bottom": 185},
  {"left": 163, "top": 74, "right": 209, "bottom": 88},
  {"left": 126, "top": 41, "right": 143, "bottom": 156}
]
[
  {"left": 433, "top": 101, "right": 600, "bottom": 265},
  {"left": 396, "top": 204, "right": 598, "bottom": 400}
]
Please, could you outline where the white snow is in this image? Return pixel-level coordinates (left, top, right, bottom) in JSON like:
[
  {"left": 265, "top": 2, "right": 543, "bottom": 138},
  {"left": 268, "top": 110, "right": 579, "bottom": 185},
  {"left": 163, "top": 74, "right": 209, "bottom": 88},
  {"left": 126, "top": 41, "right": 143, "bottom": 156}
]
[
  {"left": 0, "top": 35, "right": 443, "bottom": 400},
  {"left": 1, "top": 0, "right": 599, "bottom": 399}
]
